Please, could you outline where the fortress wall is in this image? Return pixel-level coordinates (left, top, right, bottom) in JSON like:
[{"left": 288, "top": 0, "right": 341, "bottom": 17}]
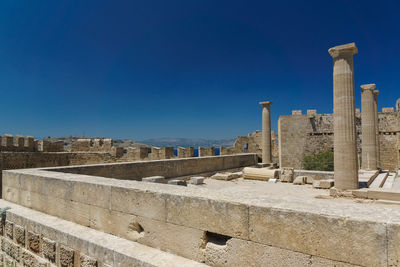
[{"left": 279, "top": 110, "right": 400, "bottom": 171}]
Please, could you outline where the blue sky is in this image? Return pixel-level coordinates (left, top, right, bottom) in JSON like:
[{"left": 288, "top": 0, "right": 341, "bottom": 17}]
[{"left": 0, "top": 1, "right": 399, "bottom": 140}]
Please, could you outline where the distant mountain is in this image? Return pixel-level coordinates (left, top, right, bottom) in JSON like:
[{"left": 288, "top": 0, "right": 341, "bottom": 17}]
[{"left": 139, "top": 137, "right": 236, "bottom": 148}]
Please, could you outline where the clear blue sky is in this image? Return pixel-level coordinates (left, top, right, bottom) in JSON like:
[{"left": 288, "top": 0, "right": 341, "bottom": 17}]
[{"left": 0, "top": 1, "right": 399, "bottom": 140}]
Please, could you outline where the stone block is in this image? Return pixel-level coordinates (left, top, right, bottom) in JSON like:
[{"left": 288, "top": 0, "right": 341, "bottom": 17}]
[
  {"left": 280, "top": 167, "right": 294, "bottom": 183},
  {"left": 320, "top": 179, "right": 334, "bottom": 189},
  {"left": 80, "top": 254, "right": 98, "bottom": 267},
  {"left": 249, "top": 206, "right": 387, "bottom": 266},
  {"left": 60, "top": 245, "right": 74, "bottom": 267},
  {"left": 42, "top": 237, "right": 56, "bottom": 263},
  {"left": 292, "top": 110, "right": 302, "bottom": 115},
  {"left": 352, "top": 189, "right": 368, "bottom": 199},
  {"left": 71, "top": 181, "right": 111, "bottom": 209},
  {"left": 190, "top": 176, "right": 204, "bottom": 185},
  {"left": 2, "top": 238, "right": 19, "bottom": 260},
  {"left": 21, "top": 249, "right": 36, "bottom": 267},
  {"left": 5, "top": 221, "right": 13, "bottom": 240},
  {"left": 110, "top": 187, "right": 166, "bottom": 221},
  {"left": 210, "top": 172, "right": 240, "bottom": 181},
  {"left": 388, "top": 223, "right": 400, "bottom": 267},
  {"left": 306, "top": 176, "right": 314, "bottom": 184},
  {"left": 168, "top": 180, "right": 187, "bottom": 186},
  {"left": 27, "top": 231, "right": 41, "bottom": 254},
  {"left": 293, "top": 176, "right": 306, "bottom": 185},
  {"left": 166, "top": 194, "right": 249, "bottom": 239},
  {"left": 313, "top": 179, "right": 334, "bottom": 189},
  {"left": 14, "top": 225, "right": 25, "bottom": 246},
  {"left": 141, "top": 176, "right": 165, "bottom": 183}
]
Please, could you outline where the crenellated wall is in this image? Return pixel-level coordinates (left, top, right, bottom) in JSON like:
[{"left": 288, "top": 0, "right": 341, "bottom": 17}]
[{"left": 0, "top": 134, "right": 64, "bottom": 153}]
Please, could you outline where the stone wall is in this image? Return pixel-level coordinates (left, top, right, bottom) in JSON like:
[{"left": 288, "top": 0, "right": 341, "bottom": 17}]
[
  {"left": 48, "top": 154, "right": 258, "bottom": 180},
  {"left": 0, "top": 200, "right": 203, "bottom": 266},
  {"left": 279, "top": 108, "right": 400, "bottom": 171},
  {"left": 3, "top": 167, "right": 398, "bottom": 266}
]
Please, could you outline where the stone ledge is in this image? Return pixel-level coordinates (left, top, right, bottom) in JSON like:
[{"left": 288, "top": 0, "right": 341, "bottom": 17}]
[{"left": 0, "top": 200, "right": 207, "bottom": 267}]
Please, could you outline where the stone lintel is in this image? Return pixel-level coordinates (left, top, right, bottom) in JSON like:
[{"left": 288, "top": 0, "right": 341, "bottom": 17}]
[
  {"left": 361, "top": 84, "right": 376, "bottom": 92},
  {"left": 259, "top": 101, "right": 272, "bottom": 107},
  {"left": 328, "top": 42, "right": 358, "bottom": 58}
]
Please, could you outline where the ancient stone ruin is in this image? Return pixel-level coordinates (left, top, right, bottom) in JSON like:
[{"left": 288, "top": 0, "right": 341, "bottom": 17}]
[{"left": 1, "top": 42, "right": 400, "bottom": 266}]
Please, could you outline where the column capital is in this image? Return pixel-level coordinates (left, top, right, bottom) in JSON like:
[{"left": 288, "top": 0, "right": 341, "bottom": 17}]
[
  {"left": 373, "top": 89, "right": 379, "bottom": 95},
  {"left": 259, "top": 101, "right": 272, "bottom": 107},
  {"left": 328, "top": 42, "right": 358, "bottom": 58},
  {"left": 361, "top": 83, "right": 376, "bottom": 92}
]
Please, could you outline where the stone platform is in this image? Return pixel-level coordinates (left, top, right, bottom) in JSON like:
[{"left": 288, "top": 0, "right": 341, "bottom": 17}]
[{"left": 3, "top": 163, "right": 400, "bottom": 266}]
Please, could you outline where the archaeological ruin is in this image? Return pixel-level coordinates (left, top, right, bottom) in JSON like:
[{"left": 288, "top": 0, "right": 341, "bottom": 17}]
[{"left": 1, "top": 42, "right": 400, "bottom": 266}]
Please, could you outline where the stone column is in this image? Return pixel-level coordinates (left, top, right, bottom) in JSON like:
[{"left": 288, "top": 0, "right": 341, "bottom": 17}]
[
  {"left": 328, "top": 43, "right": 359, "bottom": 190},
  {"left": 259, "top": 101, "right": 272, "bottom": 164},
  {"left": 361, "top": 84, "right": 377, "bottom": 170},
  {"left": 373, "top": 89, "right": 380, "bottom": 169}
]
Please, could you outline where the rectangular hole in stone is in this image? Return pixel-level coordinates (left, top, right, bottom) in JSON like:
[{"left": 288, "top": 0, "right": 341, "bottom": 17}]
[{"left": 205, "top": 231, "right": 232, "bottom": 246}]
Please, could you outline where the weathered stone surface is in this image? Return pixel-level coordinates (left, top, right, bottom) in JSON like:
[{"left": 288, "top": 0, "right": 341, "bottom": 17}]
[
  {"left": 280, "top": 167, "right": 294, "bottom": 183},
  {"left": 27, "top": 231, "right": 41, "bottom": 253},
  {"left": 5, "top": 221, "right": 13, "bottom": 240},
  {"left": 168, "top": 180, "right": 187, "bottom": 186},
  {"left": 42, "top": 237, "right": 56, "bottom": 263},
  {"left": 80, "top": 254, "right": 98, "bottom": 267},
  {"left": 2, "top": 238, "right": 19, "bottom": 260},
  {"left": 361, "top": 84, "right": 378, "bottom": 170},
  {"left": 141, "top": 176, "right": 165, "bottom": 183},
  {"left": 313, "top": 179, "right": 334, "bottom": 189},
  {"left": 167, "top": 194, "right": 249, "bottom": 239},
  {"left": 249, "top": 206, "right": 387, "bottom": 266},
  {"left": 243, "top": 167, "right": 278, "bottom": 181},
  {"left": 190, "top": 176, "right": 204, "bottom": 185},
  {"left": 210, "top": 172, "right": 241, "bottom": 181},
  {"left": 60, "top": 245, "right": 74, "bottom": 267},
  {"left": 14, "top": 224, "right": 25, "bottom": 246},
  {"left": 329, "top": 42, "right": 359, "bottom": 190},
  {"left": 293, "top": 176, "right": 307, "bottom": 185},
  {"left": 260, "top": 101, "right": 272, "bottom": 164}
]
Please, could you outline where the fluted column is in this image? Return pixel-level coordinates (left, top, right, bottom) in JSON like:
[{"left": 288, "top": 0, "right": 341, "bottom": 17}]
[
  {"left": 328, "top": 43, "right": 359, "bottom": 190},
  {"left": 361, "top": 84, "right": 377, "bottom": 170},
  {"left": 259, "top": 101, "right": 272, "bottom": 164},
  {"left": 373, "top": 90, "right": 380, "bottom": 169}
]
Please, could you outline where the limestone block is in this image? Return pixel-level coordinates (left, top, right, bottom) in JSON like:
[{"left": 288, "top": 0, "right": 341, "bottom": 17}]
[
  {"left": 190, "top": 176, "right": 204, "bottom": 185},
  {"left": 293, "top": 176, "right": 306, "bottom": 185},
  {"left": 211, "top": 172, "right": 241, "bottom": 181},
  {"left": 110, "top": 187, "right": 166, "bottom": 221},
  {"left": 5, "top": 221, "right": 13, "bottom": 240},
  {"left": 166, "top": 194, "right": 249, "bottom": 239},
  {"left": 21, "top": 249, "right": 38, "bottom": 267},
  {"left": 307, "top": 109, "right": 317, "bottom": 116},
  {"left": 80, "top": 254, "right": 98, "bottom": 267},
  {"left": 280, "top": 167, "right": 294, "bottom": 183},
  {"left": 292, "top": 110, "right": 302, "bottom": 115},
  {"left": 204, "top": 237, "right": 355, "bottom": 267},
  {"left": 42, "top": 237, "right": 56, "bottom": 263},
  {"left": 14, "top": 225, "right": 25, "bottom": 246},
  {"left": 60, "top": 245, "right": 74, "bottom": 267},
  {"left": 243, "top": 167, "right": 278, "bottom": 181},
  {"left": 249, "top": 206, "right": 387, "bottom": 266},
  {"left": 387, "top": 223, "right": 400, "bottom": 267},
  {"left": 168, "top": 180, "right": 187, "bottom": 186},
  {"left": 313, "top": 179, "right": 334, "bottom": 189},
  {"left": 2, "top": 238, "right": 19, "bottom": 260},
  {"left": 141, "top": 176, "right": 165, "bottom": 183},
  {"left": 306, "top": 176, "right": 314, "bottom": 184},
  {"left": 27, "top": 231, "right": 41, "bottom": 253},
  {"left": 352, "top": 189, "right": 368, "bottom": 199},
  {"left": 71, "top": 181, "right": 111, "bottom": 209}
]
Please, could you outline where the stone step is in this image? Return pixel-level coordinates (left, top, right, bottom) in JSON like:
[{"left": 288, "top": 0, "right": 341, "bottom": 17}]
[
  {"left": 369, "top": 172, "right": 389, "bottom": 189},
  {"left": 382, "top": 173, "right": 396, "bottom": 189},
  {"left": 392, "top": 173, "right": 400, "bottom": 190}
]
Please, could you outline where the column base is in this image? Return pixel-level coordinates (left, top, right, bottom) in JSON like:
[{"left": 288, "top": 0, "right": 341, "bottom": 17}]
[{"left": 329, "top": 187, "right": 355, "bottom": 198}]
